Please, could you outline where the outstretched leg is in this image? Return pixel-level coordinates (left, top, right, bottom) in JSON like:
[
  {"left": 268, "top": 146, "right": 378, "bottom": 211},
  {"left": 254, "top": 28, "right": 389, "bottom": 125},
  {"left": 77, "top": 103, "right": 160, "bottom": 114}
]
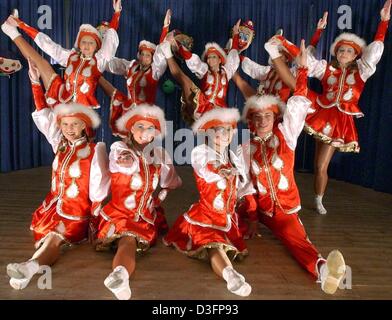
[
  {"left": 231, "top": 72, "right": 257, "bottom": 100},
  {"left": 208, "top": 248, "right": 251, "bottom": 297}
]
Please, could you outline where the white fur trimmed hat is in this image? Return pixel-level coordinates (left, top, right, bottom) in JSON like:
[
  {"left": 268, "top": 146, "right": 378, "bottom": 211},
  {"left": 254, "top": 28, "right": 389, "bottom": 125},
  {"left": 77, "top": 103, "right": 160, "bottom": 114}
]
[
  {"left": 74, "top": 24, "right": 103, "bottom": 50},
  {"left": 330, "top": 33, "right": 366, "bottom": 56},
  {"left": 54, "top": 103, "right": 101, "bottom": 135},
  {"left": 116, "top": 104, "right": 166, "bottom": 139},
  {"left": 192, "top": 107, "right": 240, "bottom": 134},
  {"left": 201, "top": 42, "right": 227, "bottom": 64},
  {"left": 138, "top": 40, "right": 157, "bottom": 53},
  {"left": 242, "top": 95, "right": 286, "bottom": 123}
]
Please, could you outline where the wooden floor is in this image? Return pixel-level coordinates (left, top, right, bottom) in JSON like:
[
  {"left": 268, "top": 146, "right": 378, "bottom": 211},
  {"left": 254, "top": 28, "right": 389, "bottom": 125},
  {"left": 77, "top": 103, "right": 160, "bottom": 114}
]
[{"left": 1, "top": 166, "right": 392, "bottom": 300}]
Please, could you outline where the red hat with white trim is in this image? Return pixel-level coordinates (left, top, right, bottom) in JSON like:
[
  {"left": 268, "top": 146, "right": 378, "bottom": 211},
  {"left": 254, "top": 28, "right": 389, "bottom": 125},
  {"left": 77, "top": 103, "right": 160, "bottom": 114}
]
[
  {"left": 201, "top": 42, "right": 227, "bottom": 64},
  {"left": 74, "top": 24, "right": 103, "bottom": 50},
  {"left": 330, "top": 33, "right": 366, "bottom": 56}
]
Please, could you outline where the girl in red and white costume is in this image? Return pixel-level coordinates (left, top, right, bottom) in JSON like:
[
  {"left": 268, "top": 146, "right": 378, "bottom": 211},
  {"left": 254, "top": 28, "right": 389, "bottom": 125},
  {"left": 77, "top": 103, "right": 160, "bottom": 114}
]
[
  {"left": 1, "top": 0, "right": 122, "bottom": 109},
  {"left": 160, "top": 20, "right": 241, "bottom": 124},
  {"left": 232, "top": 12, "right": 328, "bottom": 103},
  {"left": 163, "top": 105, "right": 256, "bottom": 297},
  {"left": 6, "top": 60, "right": 110, "bottom": 290},
  {"left": 270, "top": 0, "right": 391, "bottom": 215},
  {"left": 93, "top": 105, "right": 182, "bottom": 300},
  {"left": 104, "top": 9, "right": 172, "bottom": 112},
  {"left": 238, "top": 41, "right": 346, "bottom": 295}
]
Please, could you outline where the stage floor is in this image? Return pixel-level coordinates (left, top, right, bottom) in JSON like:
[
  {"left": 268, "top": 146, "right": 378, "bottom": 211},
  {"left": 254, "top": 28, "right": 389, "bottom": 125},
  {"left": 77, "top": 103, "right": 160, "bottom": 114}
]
[{"left": 1, "top": 166, "right": 391, "bottom": 300}]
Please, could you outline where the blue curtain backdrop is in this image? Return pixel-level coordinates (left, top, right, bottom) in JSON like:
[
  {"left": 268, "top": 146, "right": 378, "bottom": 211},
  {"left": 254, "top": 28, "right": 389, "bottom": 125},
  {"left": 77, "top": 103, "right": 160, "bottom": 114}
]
[{"left": 1, "top": 0, "right": 391, "bottom": 194}]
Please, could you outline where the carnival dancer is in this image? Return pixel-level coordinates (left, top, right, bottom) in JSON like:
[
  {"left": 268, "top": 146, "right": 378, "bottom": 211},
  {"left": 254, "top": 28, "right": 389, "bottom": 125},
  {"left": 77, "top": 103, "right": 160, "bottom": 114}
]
[
  {"left": 93, "top": 104, "right": 181, "bottom": 300},
  {"left": 1, "top": 0, "right": 122, "bottom": 109},
  {"left": 6, "top": 60, "right": 110, "bottom": 290},
  {"left": 163, "top": 102, "right": 256, "bottom": 297},
  {"left": 268, "top": 0, "right": 391, "bottom": 215},
  {"left": 238, "top": 40, "right": 347, "bottom": 295}
]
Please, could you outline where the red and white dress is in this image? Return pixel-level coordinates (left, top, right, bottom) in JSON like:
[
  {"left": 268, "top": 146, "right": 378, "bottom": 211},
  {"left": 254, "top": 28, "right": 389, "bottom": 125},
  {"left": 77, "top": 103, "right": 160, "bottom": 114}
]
[
  {"left": 30, "top": 84, "right": 110, "bottom": 248},
  {"left": 163, "top": 144, "right": 255, "bottom": 260},
  {"left": 304, "top": 21, "right": 388, "bottom": 152},
  {"left": 185, "top": 49, "right": 240, "bottom": 119},
  {"left": 95, "top": 141, "right": 182, "bottom": 252},
  {"left": 25, "top": 27, "right": 119, "bottom": 109}
]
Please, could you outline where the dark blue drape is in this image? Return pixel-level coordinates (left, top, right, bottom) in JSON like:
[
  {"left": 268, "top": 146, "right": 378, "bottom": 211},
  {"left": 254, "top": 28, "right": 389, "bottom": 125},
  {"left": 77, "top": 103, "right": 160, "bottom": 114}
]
[{"left": 1, "top": 0, "right": 391, "bottom": 194}]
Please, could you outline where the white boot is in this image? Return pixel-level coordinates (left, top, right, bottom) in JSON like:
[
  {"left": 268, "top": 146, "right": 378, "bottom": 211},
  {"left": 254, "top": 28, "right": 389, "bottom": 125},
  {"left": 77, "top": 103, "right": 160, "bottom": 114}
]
[
  {"left": 315, "top": 194, "right": 327, "bottom": 215},
  {"left": 320, "top": 250, "right": 346, "bottom": 294},
  {"left": 1, "top": 18, "right": 21, "bottom": 40},
  {"left": 222, "top": 266, "right": 252, "bottom": 297},
  {"left": 160, "top": 41, "right": 173, "bottom": 59},
  {"left": 104, "top": 265, "right": 132, "bottom": 300},
  {"left": 7, "top": 259, "right": 39, "bottom": 280},
  {"left": 9, "top": 277, "right": 30, "bottom": 290}
]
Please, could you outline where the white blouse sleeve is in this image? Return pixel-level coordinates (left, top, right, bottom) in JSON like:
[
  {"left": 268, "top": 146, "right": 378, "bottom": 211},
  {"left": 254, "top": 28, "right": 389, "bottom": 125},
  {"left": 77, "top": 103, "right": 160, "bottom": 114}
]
[
  {"left": 233, "top": 145, "right": 256, "bottom": 199},
  {"left": 31, "top": 108, "right": 62, "bottom": 153},
  {"left": 156, "top": 147, "right": 182, "bottom": 189},
  {"left": 357, "top": 41, "right": 384, "bottom": 82},
  {"left": 278, "top": 95, "right": 312, "bottom": 150},
  {"left": 34, "top": 32, "right": 71, "bottom": 67},
  {"left": 191, "top": 146, "right": 223, "bottom": 183},
  {"left": 105, "top": 57, "right": 133, "bottom": 76},
  {"left": 89, "top": 142, "right": 111, "bottom": 204},
  {"left": 108, "top": 141, "right": 139, "bottom": 175},
  {"left": 185, "top": 53, "right": 209, "bottom": 79},
  {"left": 241, "top": 57, "right": 271, "bottom": 81},
  {"left": 151, "top": 44, "right": 168, "bottom": 81},
  {"left": 96, "top": 28, "right": 120, "bottom": 73},
  {"left": 307, "top": 50, "right": 328, "bottom": 80},
  {"left": 223, "top": 49, "right": 240, "bottom": 80}
]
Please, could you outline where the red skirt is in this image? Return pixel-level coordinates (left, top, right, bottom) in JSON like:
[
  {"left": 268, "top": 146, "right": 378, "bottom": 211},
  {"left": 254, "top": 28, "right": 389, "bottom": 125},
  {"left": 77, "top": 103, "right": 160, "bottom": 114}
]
[
  {"left": 163, "top": 206, "right": 248, "bottom": 261},
  {"left": 304, "top": 106, "right": 360, "bottom": 153},
  {"left": 30, "top": 203, "right": 89, "bottom": 249},
  {"left": 94, "top": 203, "right": 159, "bottom": 252}
]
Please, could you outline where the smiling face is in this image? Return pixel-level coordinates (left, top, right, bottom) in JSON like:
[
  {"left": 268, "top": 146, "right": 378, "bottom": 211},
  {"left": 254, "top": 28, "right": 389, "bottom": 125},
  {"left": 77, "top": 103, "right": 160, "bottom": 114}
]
[
  {"left": 336, "top": 44, "right": 358, "bottom": 66},
  {"left": 60, "top": 116, "right": 86, "bottom": 142},
  {"left": 206, "top": 53, "right": 222, "bottom": 71},
  {"left": 79, "top": 35, "right": 98, "bottom": 57},
  {"left": 208, "top": 124, "right": 235, "bottom": 151},
  {"left": 138, "top": 50, "right": 153, "bottom": 68},
  {"left": 130, "top": 120, "right": 157, "bottom": 146},
  {"left": 252, "top": 110, "right": 276, "bottom": 138}
]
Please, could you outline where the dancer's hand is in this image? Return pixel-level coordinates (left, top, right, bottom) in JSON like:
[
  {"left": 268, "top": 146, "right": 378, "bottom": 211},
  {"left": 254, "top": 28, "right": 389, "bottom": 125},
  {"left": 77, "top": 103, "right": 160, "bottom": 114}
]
[
  {"left": 113, "top": 0, "right": 122, "bottom": 13},
  {"left": 27, "top": 58, "right": 40, "bottom": 82},
  {"left": 233, "top": 19, "right": 241, "bottom": 35},
  {"left": 296, "top": 39, "right": 307, "bottom": 68},
  {"left": 164, "top": 9, "right": 172, "bottom": 27},
  {"left": 381, "top": 0, "right": 391, "bottom": 21},
  {"left": 6, "top": 15, "right": 19, "bottom": 27},
  {"left": 317, "top": 11, "right": 328, "bottom": 29}
]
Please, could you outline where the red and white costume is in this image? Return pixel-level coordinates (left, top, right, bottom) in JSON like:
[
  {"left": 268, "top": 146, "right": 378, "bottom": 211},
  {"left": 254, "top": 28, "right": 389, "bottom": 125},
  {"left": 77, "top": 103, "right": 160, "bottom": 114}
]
[
  {"left": 106, "top": 40, "right": 168, "bottom": 108},
  {"left": 164, "top": 107, "right": 255, "bottom": 260},
  {"left": 95, "top": 105, "right": 182, "bottom": 252},
  {"left": 183, "top": 42, "right": 240, "bottom": 119},
  {"left": 238, "top": 67, "right": 325, "bottom": 278},
  {"left": 30, "top": 82, "right": 110, "bottom": 248},
  {"left": 18, "top": 19, "right": 119, "bottom": 109},
  {"left": 302, "top": 20, "right": 389, "bottom": 152}
]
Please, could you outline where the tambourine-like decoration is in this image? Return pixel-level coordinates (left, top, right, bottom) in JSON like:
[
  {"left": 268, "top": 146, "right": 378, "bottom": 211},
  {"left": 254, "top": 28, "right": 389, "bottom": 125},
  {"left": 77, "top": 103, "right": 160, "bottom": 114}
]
[{"left": 0, "top": 57, "right": 22, "bottom": 76}]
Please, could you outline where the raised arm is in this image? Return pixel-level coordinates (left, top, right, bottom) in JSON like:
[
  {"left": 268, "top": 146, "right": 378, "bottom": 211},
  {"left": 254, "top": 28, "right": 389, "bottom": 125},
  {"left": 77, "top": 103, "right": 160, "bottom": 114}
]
[
  {"left": 309, "top": 12, "right": 328, "bottom": 49},
  {"left": 159, "top": 9, "right": 171, "bottom": 43},
  {"left": 224, "top": 19, "right": 241, "bottom": 80}
]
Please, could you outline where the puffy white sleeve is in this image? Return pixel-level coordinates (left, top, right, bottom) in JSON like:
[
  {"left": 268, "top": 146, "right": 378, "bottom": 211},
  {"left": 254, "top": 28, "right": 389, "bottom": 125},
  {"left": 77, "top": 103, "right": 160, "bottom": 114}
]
[
  {"left": 185, "top": 53, "right": 209, "bottom": 79},
  {"left": 156, "top": 147, "right": 182, "bottom": 189},
  {"left": 241, "top": 57, "right": 271, "bottom": 81},
  {"left": 191, "top": 146, "right": 223, "bottom": 183},
  {"left": 96, "top": 28, "right": 120, "bottom": 73},
  {"left": 233, "top": 145, "right": 256, "bottom": 199},
  {"left": 307, "top": 50, "right": 327, "bottom": 80},
  {"left": 108, "top": 141, "right": 139, "bottom": 175},
  {"left": 105, "top": 57, "right": 134, "bottom": 76},
  {"left": 278, "top": 95, "right": 312, "bottom": 150},
  {"left": 31, "top": 108, "right": 62, "bottom": 153},
  {"left": 89, "top": 142, "right": 110, "bottom": 206},
  {"left": 151, "top": 43, "right": 168, "bottom": 81},
  {"left": 224, "top": 49, "right": 240, "bottom": 80},
  {"left": 357, "top": 41, "right": 384, "bottom": 82},
  {"left": 34, "top": 32, "right": 71, "bottom": 67}
]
